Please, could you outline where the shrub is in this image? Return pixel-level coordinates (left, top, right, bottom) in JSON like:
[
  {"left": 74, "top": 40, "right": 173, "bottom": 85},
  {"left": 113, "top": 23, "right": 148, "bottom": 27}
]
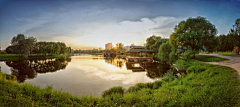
[
  {"left": 175, "top": 59, "right": 188, "bottom": 71},
  {"left": 186, "top": 66, "right": 207, "bottom": 74},
  {"left": 162, "top": 72, "right": 176, "bottom": 83},
  {"left": 102, "top": 86, "right": 125, "bottom": 98},
  {"left": 233, "top": 46, "right": 239, "bottom": 54}
]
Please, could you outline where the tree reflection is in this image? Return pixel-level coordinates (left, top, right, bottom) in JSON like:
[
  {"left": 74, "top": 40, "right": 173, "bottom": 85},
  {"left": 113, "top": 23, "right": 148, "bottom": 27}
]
[
  {"left": 146, "top": 63, "right": 171, "bottom": 79},
  {"left": 104, "top": 57, "right": 125, "bottom": 69},
  {"left": 5, "top": 57, "right": 71, "bottom": 82}
]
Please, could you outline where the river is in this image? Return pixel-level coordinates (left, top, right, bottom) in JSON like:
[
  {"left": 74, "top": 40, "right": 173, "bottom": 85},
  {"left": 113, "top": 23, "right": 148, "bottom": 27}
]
[{"left": 0, "top": 54, "right": 171, "bottom": 97}]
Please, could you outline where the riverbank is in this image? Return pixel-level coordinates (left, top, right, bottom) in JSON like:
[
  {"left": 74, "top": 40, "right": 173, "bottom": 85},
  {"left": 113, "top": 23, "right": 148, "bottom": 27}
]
[
  {"left": 1, "top": 59, "right": 239, "bottom": 106},
  {"left": 0, "top": 54, "right": 66, "bottom": 61}
]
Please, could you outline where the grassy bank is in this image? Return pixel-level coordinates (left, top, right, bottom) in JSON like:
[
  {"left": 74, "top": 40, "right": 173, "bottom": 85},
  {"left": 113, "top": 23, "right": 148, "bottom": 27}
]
[
  {"left": 90, "top": 53, "right": 102, "bottom": 55},
  {"left": 1, "top": 60, "right": 240, "bottom": 106},
  {"left": 211, "top": 52, "right": 240, "bottom": 57},
  {"left": 0, "top": 54, "right": 66, "bottom": 61},
  {"left": 181, "top": 54, "right": 229, "bottom": 62}
]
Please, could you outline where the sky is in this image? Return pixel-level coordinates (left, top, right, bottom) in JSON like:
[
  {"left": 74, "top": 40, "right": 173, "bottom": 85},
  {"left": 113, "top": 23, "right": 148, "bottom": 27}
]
[{"left": 0, "top": 0, "right": 240, "bottom": 50}]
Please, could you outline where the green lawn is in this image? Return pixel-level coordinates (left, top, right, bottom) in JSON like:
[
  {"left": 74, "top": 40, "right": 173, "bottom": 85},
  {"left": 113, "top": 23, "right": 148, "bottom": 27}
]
[
  {"left": 1, "top": 60, "right": 239, "bottom": 106},
  {"left": 90, "top": 53, "right": 102, "bottom": 55},
  {"left": 181, "top": 54, "right": 229, "bottom": 62},
  {"left": 0, "top": 54, "right": 66, "bottom": 61},
  {"left": 212, "top": 52, "right": 240, "bottom": 57},
  {"left": 195, "top": 54, "right": 229, "bottom": 62}
]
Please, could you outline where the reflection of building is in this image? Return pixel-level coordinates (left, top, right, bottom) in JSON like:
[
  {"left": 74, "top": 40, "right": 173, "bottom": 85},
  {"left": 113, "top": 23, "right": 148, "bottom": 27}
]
[
  {"left": 104, "top": 57, "right": 126, "bottom": 69},
  {"left": 105, "top": 43, "right": 112, "bottom": 49},
  {"left": 125, "top": 62, "right": 157, "bottom": 72},
  {"left": 102, "top": 52, "right": 116, "bottom": 58}
]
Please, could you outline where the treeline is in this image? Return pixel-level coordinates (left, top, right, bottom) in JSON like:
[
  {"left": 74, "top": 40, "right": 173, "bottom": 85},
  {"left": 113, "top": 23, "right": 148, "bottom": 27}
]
[
  {"left": 5, "top": 34, "right": 72, "bottom": 58},
  {"left": 73, "top": 43, "right": 126, "bottom": 54},
  {"left": 145, "top": 17, "right": 240, "bottom": 63}
]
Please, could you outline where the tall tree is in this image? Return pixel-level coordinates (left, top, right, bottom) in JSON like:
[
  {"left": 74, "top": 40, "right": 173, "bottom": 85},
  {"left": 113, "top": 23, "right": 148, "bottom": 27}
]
[
  {"left": 10, "top": 34, "right": 36, "bottom": 58},
  {"left": 116, "top": 43, "right": 124, "bottom": 53},
  {"left": 169, "top": 16, "right": 218, "bottom": 58},
  {"left": 158, "top": 42, "right": 173, "bottom": 63},
  {"left": 149, "top": 38, "right": 168, "bottom": 53},
  {"left": 146, "top": 35, "right": 161, "bottom": 50}
]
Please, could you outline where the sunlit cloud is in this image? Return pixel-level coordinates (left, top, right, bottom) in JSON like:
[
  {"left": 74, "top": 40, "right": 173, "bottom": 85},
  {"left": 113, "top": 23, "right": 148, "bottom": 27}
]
[{"left": 71, "top": 16, "right": 185, "bottom": 49}]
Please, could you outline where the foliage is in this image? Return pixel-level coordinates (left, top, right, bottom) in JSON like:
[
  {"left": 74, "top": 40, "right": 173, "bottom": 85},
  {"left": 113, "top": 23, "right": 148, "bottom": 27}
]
[
  {"left": 10, "top": 34, "right": 37, "bottom": 58},
  {"left": 175, "top": 59, "right": 189, "bottom": 71},
  {"left": 101, "top": 86, "right": 125, "bottom": 98},
  {"left": 217, "top": 19, "right": 240, "bottom": 52},
  {"left": 186, "top": 65, "right": 206, "bottom": 74},
  {"left": 182, "top": 50, "right": 198, "bottom": 59},
  {"left": 146, "top": 35, "right": 162, "bottom": 50},
  {"left": 115, "top": 43, "right": 124, "bottom": 53},
  {"left": 194, "top": 55, "right": 229, "bottom": 62},
  {"left": 149, "top": 39, "right": 168, "bottom": 52},
  {"left": 158, "top": 42, "right": 176, "bottom": 63},
  {"left": 161, "top": 71, "right": 176, "bottom": 83},
  {"left": 233, "top": 46, "right": 239, "bottom": 54},
  {"left": 7, "top": 35, "right": 71, "bottom": 58},
  {"left": 170, "top": 16, "right": 218, "bottom": 57}
]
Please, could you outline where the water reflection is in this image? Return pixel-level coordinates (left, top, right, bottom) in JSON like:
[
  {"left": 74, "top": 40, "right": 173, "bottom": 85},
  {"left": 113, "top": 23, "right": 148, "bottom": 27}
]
[
  {"left": 97, "top": 57, "right": 172, "bottom": 79},
  {"left": 5, "top": 57, "right": 71, "bottom": 82}
]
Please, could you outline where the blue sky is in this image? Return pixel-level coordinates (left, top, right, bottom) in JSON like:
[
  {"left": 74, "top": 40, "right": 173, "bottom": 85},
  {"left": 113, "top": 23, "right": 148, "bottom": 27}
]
[{"left": 0, "top": 0, "right": 239, "bottom": 50}]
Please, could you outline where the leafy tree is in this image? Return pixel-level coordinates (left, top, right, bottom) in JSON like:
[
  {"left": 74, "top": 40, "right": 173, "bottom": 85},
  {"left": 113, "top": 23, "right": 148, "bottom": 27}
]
[
  {"left": 130, "top": 43, "right": 135, "bottom": 46},
  {"left": 149, "top": 38, "right": 168, "bottom": 52},
  {"left": 6, "top": 46, "right": 14, "bottom": 54},
  {"left": 158, "top": 42, "right": 173, "bottom": 62},
  {"left": 57, "top": 42, "right": 68, "bottom": 54},
  {"left": 233, "top": 46, "right": 239, "bottom": 55},
  {"left": 170, "top": 16, "right": 218, "bottom": 58},
  {"left": 146, "top": 35, "right": 161, "bottom": 50},
  {"left": 116, "top": 43, "right": 124, "bottom": 53},
  {"left": 10, "top": 34, "right": 36, "bottom": 58}
]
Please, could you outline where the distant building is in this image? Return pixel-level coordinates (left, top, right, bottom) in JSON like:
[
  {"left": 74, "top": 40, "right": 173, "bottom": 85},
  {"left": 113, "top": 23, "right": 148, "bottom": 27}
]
[
  {"left": 130, "top": 46, "right": 146, "bottom": 50},
  {"left": 105, "top": 43, "right": 112, "bottom": 49},
  {"left": 144, "top": 43, "right": 146, "bottom": 47}
]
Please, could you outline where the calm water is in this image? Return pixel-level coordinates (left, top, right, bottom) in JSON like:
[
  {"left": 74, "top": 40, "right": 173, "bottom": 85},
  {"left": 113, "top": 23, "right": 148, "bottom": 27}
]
[{"left": 0, "top": 54, "right": 171, "bottom": 97}]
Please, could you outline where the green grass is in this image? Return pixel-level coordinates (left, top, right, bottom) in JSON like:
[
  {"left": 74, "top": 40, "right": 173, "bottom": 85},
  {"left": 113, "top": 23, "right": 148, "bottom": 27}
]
[
  {"left": 211, "top": 52, "right": 240, "bottom": 57},
  {"left": 1, "top": 60, "right": 240, "bottom": 106},
  {"left": 181, "top": 54, "right": 229, "bottom": 62},
  {"left": 90, "top": 53, "right": 102, "bottom": 55},
  {"left": 195, "top": 54, "right": 229, "bottom": 62},
  {"left": 0, "top": 54, "right": 66, "bottom": 61}
]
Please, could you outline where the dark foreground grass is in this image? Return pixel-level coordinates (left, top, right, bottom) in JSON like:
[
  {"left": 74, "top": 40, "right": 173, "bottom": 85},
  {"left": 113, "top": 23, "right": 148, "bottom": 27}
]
[
  {"left": 0, "top": 54, "right": 66, "bottom": 61},
  {"left": 1, "top": 60, "right": 240, "bottom": 106}
]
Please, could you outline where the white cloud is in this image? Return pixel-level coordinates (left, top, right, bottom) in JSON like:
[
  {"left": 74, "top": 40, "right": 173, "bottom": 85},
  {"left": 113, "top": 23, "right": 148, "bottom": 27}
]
[{"left": 74, "top": 16, "right": 185, "bottom": 48}]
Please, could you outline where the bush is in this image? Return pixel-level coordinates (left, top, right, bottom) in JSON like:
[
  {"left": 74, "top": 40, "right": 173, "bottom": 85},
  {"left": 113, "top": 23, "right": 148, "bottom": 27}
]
[
  {"left": 186, "top": 66, "right": 207, "bottom": 74},
  {"left": 175, "top": 59, "right": 188, "bottom": 71},
  {"left": 161, "top": 71, "right": 176, "bottom": 83},
  {"left": 102, "top": 86, "right": 125, "bottom": 98},
  {"left": 233, "top": 46, "right": 239, "bottom": 54}
]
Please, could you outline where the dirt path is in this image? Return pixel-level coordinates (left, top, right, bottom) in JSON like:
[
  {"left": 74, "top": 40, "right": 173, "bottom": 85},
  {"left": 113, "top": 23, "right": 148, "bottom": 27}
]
[{"left": 200, "top": 54, "right": 240, "bottom": 76}]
